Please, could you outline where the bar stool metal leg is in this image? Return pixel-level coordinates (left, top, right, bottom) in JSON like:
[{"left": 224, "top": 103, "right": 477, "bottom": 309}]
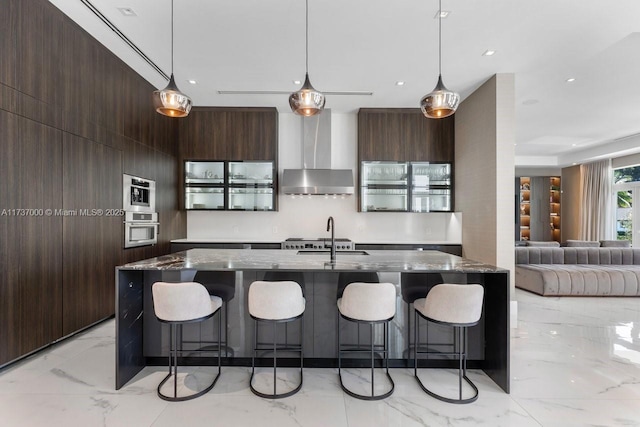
[
  {"left": 249, "top": 316, "right": 304, "bottom": 399},
  {"left": 337, "top": 316, "right": 395, "bottom": 401},
  {"left": 413, "top": 312, "right": 479, "bottom": 404}
]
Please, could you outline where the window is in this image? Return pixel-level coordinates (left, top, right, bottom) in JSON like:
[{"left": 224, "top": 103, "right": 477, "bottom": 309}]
[{"left": 613, "top": 166, "right": 640, "bottom": 244}]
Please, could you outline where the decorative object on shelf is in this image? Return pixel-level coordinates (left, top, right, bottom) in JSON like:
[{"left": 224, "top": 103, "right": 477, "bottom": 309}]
[
  {"left": 153, "top": 0, "right": 192, "bottom": 118},
  {"left": 420, "top": 0, "right": 460, "bottom": 119},
  {"left": 289, "top": 0, "right": 325, "bottom": 116}
]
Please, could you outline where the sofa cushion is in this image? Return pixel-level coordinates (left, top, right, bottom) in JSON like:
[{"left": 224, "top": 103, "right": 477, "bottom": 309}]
[
  {"left": 515, "top": 264, "right": 640, "bottom": 296},
  {"left": 525, "top": 241, "right": 561, "bottom": 247},
  {"left": 600, "top": 240, "right": 631, "bottom": 248},
  {"left": 566, "top": 240, "right": 600, "bottom": 247},
  {"left": 562, "top": 247, "right": 637, "bottom": 265},
  {"left": 515, "top": 247, "right": 564, "bottom": 264}
]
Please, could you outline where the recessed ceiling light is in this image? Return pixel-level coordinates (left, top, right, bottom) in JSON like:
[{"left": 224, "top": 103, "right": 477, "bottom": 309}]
[
  {"left": 188, "top": 79, "right": 197, "bottom": 85},
  {"left": 434, "top": 10, "right": 450, "bottom": 18},
  {"left": 117, "top": 7, "right": 137, "bottom": 16},
  {"left": 482, "top": 50, "right": 496, "bottom": 56},
  {"left": 514, "top": 143, "right": 517, "bottom": 146},
  {"left": 293, "top": 80, "right": 301, "bottom": 85},
  {"left": 571, "top": 143, "right": 577, "bottom": 147},
  {"left": 572, "top": 162, "right": 577, "bottom": 165},
  {"left": 395, "top": 81, "right": 405, "bottom": 86},
  {"left": 566, "top": 78, "right": 576, "bottom": 83},
  {"left": 522, "top": 99, "right": 539, "bottom": 106}
]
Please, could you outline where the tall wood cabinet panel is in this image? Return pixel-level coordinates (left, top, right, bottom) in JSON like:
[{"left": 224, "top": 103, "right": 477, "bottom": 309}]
[
  {"left": 0, "top": 0, "right": 186, "bottom": 367},
  {"left": 62, "top": 133, "right": 123, "bottom": 335},
  {"left": 0, "top": 110, "right": 64, "bottom": 364}
]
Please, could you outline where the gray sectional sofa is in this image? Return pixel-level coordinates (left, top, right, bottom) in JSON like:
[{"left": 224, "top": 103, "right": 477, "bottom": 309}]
[{"left": 515, "top": 246, "right": 640, "bottom": 296}]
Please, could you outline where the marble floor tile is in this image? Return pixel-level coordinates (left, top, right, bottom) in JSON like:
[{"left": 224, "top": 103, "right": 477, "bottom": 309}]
[
  {"left": 2, "top": 289, "right": 640, "bottom": 426},
  {"left": 151, "top": 395, "right": 349, "bottom": 427},
  {"left": 514, "top": 398, "right": 640, "bottom": 427}
]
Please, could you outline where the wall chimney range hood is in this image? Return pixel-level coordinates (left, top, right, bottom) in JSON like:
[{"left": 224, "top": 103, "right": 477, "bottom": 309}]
[{"left": 282, "top": 110, "right": 354, "bottom": 195}]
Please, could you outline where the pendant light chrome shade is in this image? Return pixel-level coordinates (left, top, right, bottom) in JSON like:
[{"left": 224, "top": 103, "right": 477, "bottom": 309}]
[
  {"left": 289, "top": 73, "right": 325, "bottom": 117},
  {"left": 154, "top": 0, "right": 192, "bottom": 118},
  {"left": 421, "top": 0, "right": 459, "bottom": 119},
  {"left": 289, "top": 0, "right": 325, "bottom": 116},
  {"left": 420, "top": 75, "right": 459, "bottom": 118},
  {"left": 153, "top": 74, "right": 192, "bottom": 117}
]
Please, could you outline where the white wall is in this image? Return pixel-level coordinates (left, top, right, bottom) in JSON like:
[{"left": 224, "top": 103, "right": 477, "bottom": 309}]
[{"left": 187, "top": 112, "right": 462, "bottom": 243}]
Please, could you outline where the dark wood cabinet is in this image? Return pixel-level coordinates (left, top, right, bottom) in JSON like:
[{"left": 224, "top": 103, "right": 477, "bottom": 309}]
[
  {"left": 179, "top": 107, "right": 278, "bottom": 161},
  {"left": 357, "top": 109, "right": 455, "bottom": 212},
  {"left": 358, "top": 108, "right": 454, "bottom": 162},
  {"left": 0, "top": 0, "right": 186, "bottom": 367},
  {"left": 0, "top": 110, "right": 64, "bottom": 364},
  {"left": 62, "top": 134, "right": 123, "bottom": 335},
  {"left": 177, "top": 107, "right": 278, "bottom": 210}
]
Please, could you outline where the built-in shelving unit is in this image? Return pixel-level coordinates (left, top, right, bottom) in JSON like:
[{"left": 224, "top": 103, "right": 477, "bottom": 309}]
[
  {"left": 550, "top": 176, "right": 561, "bottom": 242},
  {"left": 517, "top": 176, "right": 561, "bottom": 242},
  {"left": 519, "top": 177, "right": 531, "bottom": 241}
]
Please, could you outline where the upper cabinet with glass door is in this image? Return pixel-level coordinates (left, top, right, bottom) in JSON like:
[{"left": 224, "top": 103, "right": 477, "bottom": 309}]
[
  {"left": 184, "top": 160, "right": 276, "bottom": 211},
  {"left": 359, "top": 161, "right": 452, "bottom": 212},
  {"left": 410, "top": 162, "right": 452, "bottom": 212},
  {"left": 185, "top": 161, "right": 225, "bottom": 210},
  {"left": 360, "top": 162, "right": 408, "bottom": 212},
  {"left": 228, "top": 161, "right": 276, "bottom": 211}
]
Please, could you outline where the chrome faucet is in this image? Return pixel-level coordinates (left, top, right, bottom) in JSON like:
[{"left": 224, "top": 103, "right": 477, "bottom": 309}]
[{"left": 326, "top": 216, "right": 336, "bottom": 263}]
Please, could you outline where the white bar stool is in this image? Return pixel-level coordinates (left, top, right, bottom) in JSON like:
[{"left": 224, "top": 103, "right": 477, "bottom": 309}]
[
  {"left": 152, "top": 281, "right": 223, "bottom": 402},
  {"left": 248, "top": 279, "right": 306, "bottom": 399},
  {"left": 337, "top": 282, "right": 396, "bottom": 400},
  {"left": 413, "top": 283, "right": 484, "bottom": 404}
]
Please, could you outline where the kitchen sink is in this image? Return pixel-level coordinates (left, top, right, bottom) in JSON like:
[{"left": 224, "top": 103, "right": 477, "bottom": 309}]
[{"left": 296, "top": 250, "right": 369, "bottom": 255}]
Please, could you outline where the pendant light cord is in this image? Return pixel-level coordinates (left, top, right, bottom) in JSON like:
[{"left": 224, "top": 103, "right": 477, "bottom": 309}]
[
  {"left": 438, "top": 0, "right": 442, "bottom": 76},
  {"left": 171, "top": 0, "right": 174, "bottom": 75},
  {"left": 305, "top": 0, "right": 309, "bottom": 74}
]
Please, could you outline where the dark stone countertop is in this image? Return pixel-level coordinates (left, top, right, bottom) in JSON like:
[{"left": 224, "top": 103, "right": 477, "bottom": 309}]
[{"left": 118, "top": 249, "right": 506, "bottom": 274}]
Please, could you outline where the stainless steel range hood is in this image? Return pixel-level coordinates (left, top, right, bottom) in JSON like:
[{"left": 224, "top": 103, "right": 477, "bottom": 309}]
[{"left": 282, "top": 110, "right": 354, "bottom": 195}]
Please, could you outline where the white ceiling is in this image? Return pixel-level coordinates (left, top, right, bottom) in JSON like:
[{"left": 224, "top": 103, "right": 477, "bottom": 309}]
[{"left": 49, "top": 0, "right": 640, "bottom": 167}]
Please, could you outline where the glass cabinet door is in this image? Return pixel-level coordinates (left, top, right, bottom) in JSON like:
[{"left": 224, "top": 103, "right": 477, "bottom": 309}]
[
  {"left": 228, "top": 161, "right": 275, "bottom": 211},
  {"left": 228, "top": 161, "right": 274, "bottom": 186},
  {"left": 410, "top": 162, "right": 452, "bottom": 212},
  {"left": 360, "top": 161, "right": 409, "bottom": 212},
  {"left": 361, "top": 187, "right": 408, "bottom": 212},
  {"left": 185, "top": 161, "right": 225, "bottom": 184},
  {"left": 185, "top": 187, "right": 225, "bottom": 210},
  {"left": 361, "top": 161, "right": 408, "bottom": 186},
  {"left": 228, "top": 188, "right": 274, "bottom": 211},
  {"left": 185, "top": 161, "right": 225, "bottom": 210}
]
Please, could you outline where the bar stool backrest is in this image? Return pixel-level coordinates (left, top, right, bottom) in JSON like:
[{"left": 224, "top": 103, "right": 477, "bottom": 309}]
[
  {"left": 340, "top": 282, "right": 396, "bottom": 321},
  {"left": 248, "top": 280, "right": 305, "bottom": 320},
  {"left": 152, "top": 282, "right": 215, "bottom": 322},
  {"left": 423, "top": 284, "right": 484, "bottom": 325}
]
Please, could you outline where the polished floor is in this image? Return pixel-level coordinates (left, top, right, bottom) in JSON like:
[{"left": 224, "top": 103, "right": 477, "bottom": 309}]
[{"left": 1, "top": 289, "right": 640, "bottom": 426}]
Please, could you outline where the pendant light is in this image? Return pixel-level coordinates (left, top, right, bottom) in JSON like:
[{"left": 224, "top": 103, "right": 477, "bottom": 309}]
[
  {"left": 153, "top": 0, "right": 192, "bottom": 118},
  {"left": 420, "top": 0, "right": 459, "bottom": 119},
  {"left": 289, "top": 0, "right": 325, "bottom": 116}
]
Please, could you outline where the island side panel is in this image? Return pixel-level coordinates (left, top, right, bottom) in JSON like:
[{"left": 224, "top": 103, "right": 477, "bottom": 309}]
[
  {"left": 115, "top": 269, "right": 145, "bottom": 389},
  {"left": 482, "top": 271, "right": 510, "bottom": 393}
]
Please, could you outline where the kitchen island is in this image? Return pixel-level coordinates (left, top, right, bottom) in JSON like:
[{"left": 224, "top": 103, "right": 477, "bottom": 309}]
[{"left": 116, "top": 249, "right": 509, "bottom": 392}]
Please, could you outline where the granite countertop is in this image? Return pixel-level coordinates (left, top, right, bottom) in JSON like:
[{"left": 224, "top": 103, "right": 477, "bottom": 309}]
[
  {"left": 118, "top": 249, "right": 506, "bottom": 273},
  {"left": 170, "top": 238, "right": 460, "bottom": 245}
]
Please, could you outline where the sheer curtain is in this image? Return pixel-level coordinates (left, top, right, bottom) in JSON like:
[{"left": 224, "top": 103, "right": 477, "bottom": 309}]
[{"left": 580, "top": 159, "right": 613, "bottom": 240}]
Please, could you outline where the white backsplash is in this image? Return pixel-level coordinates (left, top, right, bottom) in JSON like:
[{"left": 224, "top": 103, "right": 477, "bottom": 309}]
[{"left": 187, "top": 112, "right": 462, "bottom": 243}]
